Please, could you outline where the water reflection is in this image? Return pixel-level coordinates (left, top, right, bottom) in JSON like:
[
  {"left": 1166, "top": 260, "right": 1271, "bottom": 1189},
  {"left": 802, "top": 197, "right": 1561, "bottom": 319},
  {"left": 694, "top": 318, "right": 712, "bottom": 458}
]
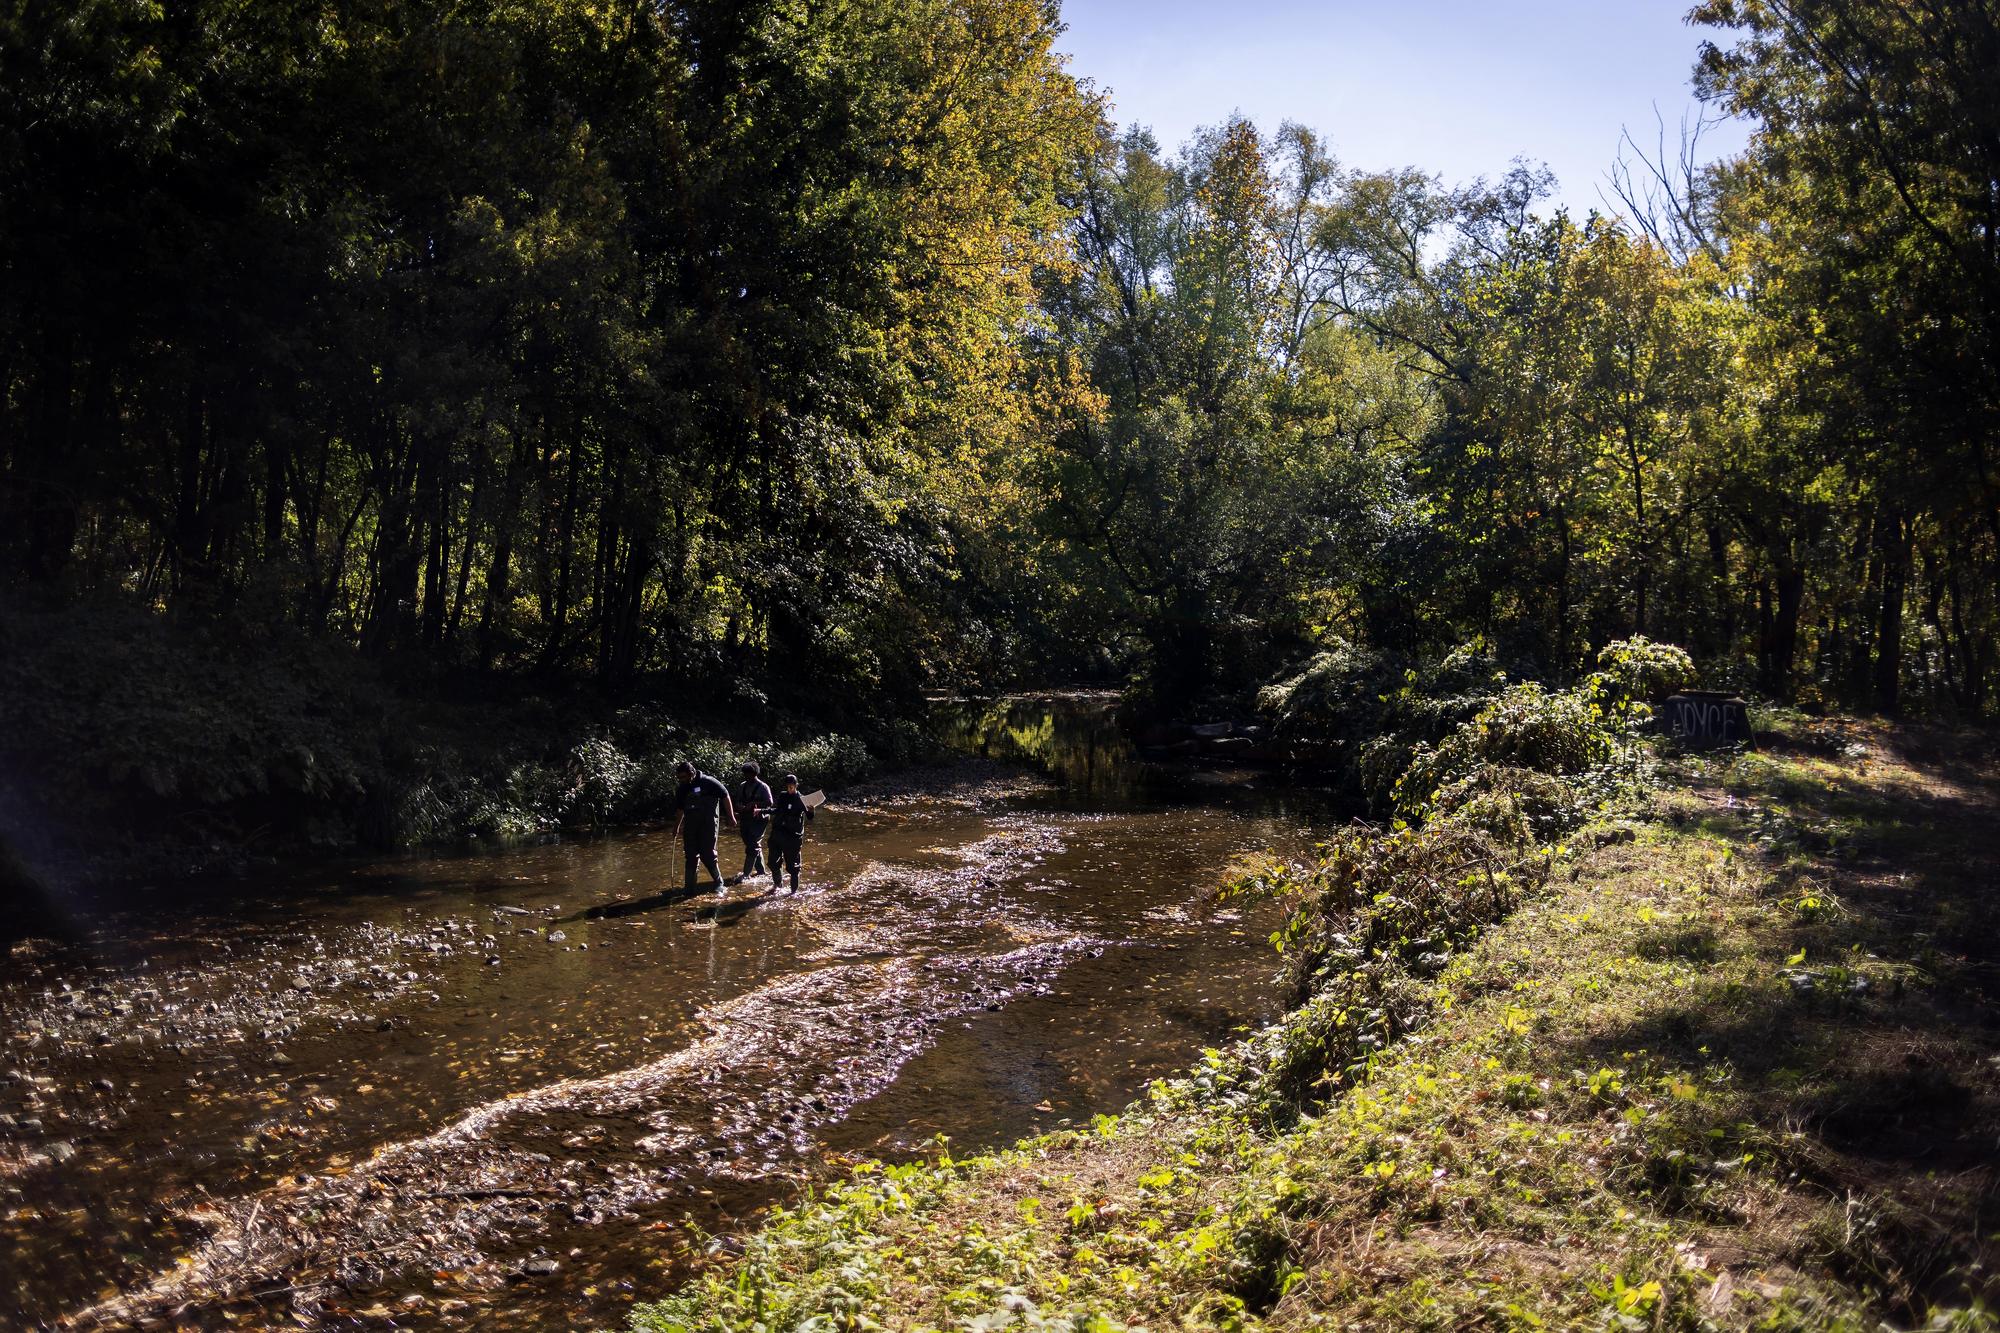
[{"left": 936, "top": 693, "right": 1174, "bottom": 804}]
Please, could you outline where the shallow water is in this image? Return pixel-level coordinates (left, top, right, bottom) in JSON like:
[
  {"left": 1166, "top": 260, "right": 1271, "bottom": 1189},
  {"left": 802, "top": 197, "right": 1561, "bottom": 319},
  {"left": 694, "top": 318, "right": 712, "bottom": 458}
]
[{"left": 0, "top": 696, "right": 1328, "bottom": 1329}]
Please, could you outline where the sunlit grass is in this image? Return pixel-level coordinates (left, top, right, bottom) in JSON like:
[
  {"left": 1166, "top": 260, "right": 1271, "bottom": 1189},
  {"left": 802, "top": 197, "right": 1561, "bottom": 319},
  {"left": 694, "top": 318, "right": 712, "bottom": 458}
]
[{"left": 630, "top": 722, "right": 2000, "bottom": 1331}]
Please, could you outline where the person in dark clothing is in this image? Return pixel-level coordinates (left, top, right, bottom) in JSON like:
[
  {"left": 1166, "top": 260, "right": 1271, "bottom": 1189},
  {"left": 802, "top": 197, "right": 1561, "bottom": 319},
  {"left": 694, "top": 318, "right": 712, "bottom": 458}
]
[
  {"left": 736, "top": 761, "right": 774, "bottom": 881},
  {"left": 768, "top": 772, "right": 814, "bottom": 893},
  {"left": 670, "top": 761, "right": 736, "bottom": 892}
]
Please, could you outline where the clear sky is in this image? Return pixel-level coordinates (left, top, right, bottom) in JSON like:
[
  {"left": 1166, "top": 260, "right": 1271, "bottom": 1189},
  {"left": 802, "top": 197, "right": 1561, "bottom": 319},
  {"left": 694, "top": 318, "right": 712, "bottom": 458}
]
[{"left": 1053, "top": 0, "right": 1753, "bottom": 219}]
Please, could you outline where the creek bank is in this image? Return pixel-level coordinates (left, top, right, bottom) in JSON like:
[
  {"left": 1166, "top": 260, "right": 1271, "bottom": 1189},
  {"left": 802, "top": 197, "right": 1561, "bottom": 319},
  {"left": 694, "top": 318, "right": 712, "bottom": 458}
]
[
  {"left": 629, "top": 716, "right": 2000, "bottom": 1331},
  {"left": 0, "top": 598, "right": 924, "bottom": 918}
]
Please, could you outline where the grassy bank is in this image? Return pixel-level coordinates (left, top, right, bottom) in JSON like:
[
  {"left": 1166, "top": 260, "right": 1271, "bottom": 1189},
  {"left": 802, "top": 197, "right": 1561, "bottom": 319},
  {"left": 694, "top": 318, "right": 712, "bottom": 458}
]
[
  {"left": 629, "top": 717, "right": 1999, "bottom": 1331},
  {"left": 0, "top": 598, "right": 920, "bottom": 897}
]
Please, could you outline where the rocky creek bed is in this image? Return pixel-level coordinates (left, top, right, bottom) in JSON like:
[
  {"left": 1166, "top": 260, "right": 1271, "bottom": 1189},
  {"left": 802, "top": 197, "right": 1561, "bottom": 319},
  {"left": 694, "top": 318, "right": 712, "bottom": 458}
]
[{"left": 3, "top": 705, "right": 1334, "bottom": 1329}]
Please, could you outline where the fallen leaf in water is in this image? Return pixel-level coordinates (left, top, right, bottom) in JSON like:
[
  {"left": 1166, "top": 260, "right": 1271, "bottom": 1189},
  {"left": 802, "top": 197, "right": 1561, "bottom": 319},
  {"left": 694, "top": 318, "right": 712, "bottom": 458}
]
[{"left": 1033, "top": 1100, "right": 1054, "bottom": 1111}]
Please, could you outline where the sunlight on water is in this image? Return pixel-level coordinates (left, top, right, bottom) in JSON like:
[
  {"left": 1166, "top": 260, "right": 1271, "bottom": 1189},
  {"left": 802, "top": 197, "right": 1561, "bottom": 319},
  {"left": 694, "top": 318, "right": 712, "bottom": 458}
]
[{"left": 0, "top": 697, "right": 1330, "bottom": 1328}]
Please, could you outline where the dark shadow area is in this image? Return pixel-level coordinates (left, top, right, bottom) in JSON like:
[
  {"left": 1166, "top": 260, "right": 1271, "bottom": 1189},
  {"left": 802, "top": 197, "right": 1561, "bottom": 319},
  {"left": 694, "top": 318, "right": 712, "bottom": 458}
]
[
  {"left": 1553, "top": 730, "right": 2000, "bottom": 1318},
  {"left": 569, "top": 886, "right": 704, "bottom": 921},
  {"left": 689, "top": 890, "right": 779, "bottom": 926},
  {"left": 0, "top": 833, "right": 85, "bottom": 945}
]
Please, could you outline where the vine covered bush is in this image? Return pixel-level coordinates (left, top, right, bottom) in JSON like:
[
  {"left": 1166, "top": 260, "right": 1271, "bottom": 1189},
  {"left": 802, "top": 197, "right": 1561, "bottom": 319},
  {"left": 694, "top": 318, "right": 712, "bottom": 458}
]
[
  {"left": 1425, "top": 764, "right": 1584, "bottom": 847},
  {"left": 1259, "top": 636, "right": 1511, "bottom": 805},
  {"left": 1234, "top": 817, "right": 1546, "bottom": 1103},
  {"left": 1233, "top": 641, "right": 1690, "bottom": 1112},
  {"left": 1256, "top": 637, "right": 1386, "bottom": 743},
  {"left": 1585, "top": 636, "right": 1696, "bottom": 712},
  {"left": 1393, "top": 682, "right": 1615, "bottom": 818}
]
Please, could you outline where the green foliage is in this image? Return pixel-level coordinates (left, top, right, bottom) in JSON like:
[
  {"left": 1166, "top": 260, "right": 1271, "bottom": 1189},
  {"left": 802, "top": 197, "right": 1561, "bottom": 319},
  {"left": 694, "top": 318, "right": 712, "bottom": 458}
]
[
  {"left": 625, "top": 716, "right": 2000, "bottom": 1333},
  {"left": 1587, "top": 637, "right": 1696, "bottom": 710},
  {"left": 1256, "top": 637, "right": 1385, "bottom": 742},
  {"left": 564, "top": 738, "right": 640, "bottom": 831},
  {"left": 0, "top": 0, "right": 1097, "bottom": 709},
  {"left": 1427, "top": 765, "right": 1586, "bottom": 847},
  {"left": 8, "top": 0, "right": 1999, "bottom": 725},
  {"left": 1692, "top": 0, "right": 2000, "bottom": 714},
  {"left": 1241, "top": 818, "right": 1541, "bottom": 1102},
  {"left": 1027, "top": 121, "right": 1420, "bottom": 707},
  {"left": 1395, "top": 683, "right": 1616, "bottom": 819},
  {"left": 1259, "top": 636, "right": 1511, "bottom": 807},
  {"left": 0, "top": 601, "right": 389, "bottom": 833},
  {"left": 0, "top": 600, "right": 882, "bottom": 874}
]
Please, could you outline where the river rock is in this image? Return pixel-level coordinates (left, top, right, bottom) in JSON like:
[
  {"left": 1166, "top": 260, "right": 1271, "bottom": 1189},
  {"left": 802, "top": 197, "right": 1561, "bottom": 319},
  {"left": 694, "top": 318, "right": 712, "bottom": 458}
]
[{"left": 520, "top": 1256, "right": 559, "bottom": 1277}]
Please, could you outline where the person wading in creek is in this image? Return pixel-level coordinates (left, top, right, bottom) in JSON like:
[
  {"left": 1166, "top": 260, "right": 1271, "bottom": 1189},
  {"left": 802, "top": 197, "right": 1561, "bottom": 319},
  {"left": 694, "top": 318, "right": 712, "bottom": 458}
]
[
  {"left": 769, "top": 772, "right": 815, "bottom": 894},
  {"left": 736, "top": 760, "right": 774, "bottom": 882},
  {"left": 670, "top": 761, "right": 736, "bottom": 893}
]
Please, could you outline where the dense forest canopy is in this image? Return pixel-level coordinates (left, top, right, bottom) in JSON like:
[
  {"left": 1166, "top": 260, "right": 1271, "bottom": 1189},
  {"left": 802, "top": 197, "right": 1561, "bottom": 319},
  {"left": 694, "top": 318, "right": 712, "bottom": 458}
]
[{"left": 2, "top": 0, "right": 1995, "bottom": 717}]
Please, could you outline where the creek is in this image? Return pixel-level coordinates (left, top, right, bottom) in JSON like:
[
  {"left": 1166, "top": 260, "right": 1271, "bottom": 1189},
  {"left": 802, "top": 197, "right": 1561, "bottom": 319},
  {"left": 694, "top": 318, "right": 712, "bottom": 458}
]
[{"left": 0, "top": 694, "right": 1333, "bottom": 1329}]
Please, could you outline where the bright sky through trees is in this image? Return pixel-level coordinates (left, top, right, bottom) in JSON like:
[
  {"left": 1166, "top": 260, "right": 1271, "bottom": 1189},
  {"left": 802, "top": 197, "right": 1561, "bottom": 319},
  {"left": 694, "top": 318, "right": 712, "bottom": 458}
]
[{"left": 1056, "top": 0, "right": 1753, "bottom": 218}]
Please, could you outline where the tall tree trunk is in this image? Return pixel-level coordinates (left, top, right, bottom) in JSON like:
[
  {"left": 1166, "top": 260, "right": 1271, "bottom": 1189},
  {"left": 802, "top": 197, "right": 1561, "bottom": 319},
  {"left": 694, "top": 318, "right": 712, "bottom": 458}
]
[
  {"left": 19, "top": 334, "right": 79, "bottom": 583},
  {"left": 447, "top": 445, "right": 486, "bottom": 644},
  {"left": 421, "top": 446, "right": 450, "bottom": 646},
  {"left": 479, "top": 431, "right": 531, "bottom": 668},
  {"left": 1872, "top": 510, "right": 1910, "bottom": 713},
  {"left": 364, "top": 420, "right": 422, "bottom": 657},
  {"left": 1770, "top": 565, "right": 1805, "bottom": 700},
  {"left": 1553, "top": 501, "right": 1573, "bottom": 672},
  {"left": 1706, "top": 521, "right": 1733, "bottom": 657},
  {"left": 263, "top": 433, "right": 288, "bottom": 562},
  {"left": 173, "top": 382, "right": 208, "bottom": 592},
  {"left": 542, "top": 423, "right": 585, "bottom": 669},
  {"left": 1623, "top": 411, "right": 1647, "bottom": 637}
]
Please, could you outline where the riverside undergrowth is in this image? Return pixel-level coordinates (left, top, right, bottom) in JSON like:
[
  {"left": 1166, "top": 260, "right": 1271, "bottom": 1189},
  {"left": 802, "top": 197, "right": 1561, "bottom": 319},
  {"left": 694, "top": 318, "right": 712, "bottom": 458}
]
[
  {"left": 627, "top": 670, "right": 2000, "bottom": 1331},
  {"left": 0, "top": 597, "right": 906, "bottom": 892}
]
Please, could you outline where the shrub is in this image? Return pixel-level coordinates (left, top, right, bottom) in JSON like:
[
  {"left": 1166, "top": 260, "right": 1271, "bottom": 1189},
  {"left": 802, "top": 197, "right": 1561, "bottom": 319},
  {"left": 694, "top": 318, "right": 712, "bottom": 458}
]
[
  {"left": 771, "top": 732, "right": 875, "bottom": 788},
  {"left": 1395, "top": 683, "right": 1614, "bottom": 818},
  {"left": 1427, "top": 764, "right": 1585, "bottom": 845},
  {"left": 1260, "top": 637, "right": 1510, "bottom": 807},
  {"left": 0, "top": 598, "right": 895, "bottom": 875},
  {"left": 1585, "top": 636, "right": 1695, "bottom": 711},
  {"left": 1248, "top": 820, "right": 1531, "bottom": 1006},
  {"left": 1257, "top": 637, "right": 1385, "bottom": 742},
  {"left": 1235, "top": 818, "right": 1546, "bottom": 1102},
  {"left": 564, "top": 738, "right": 639, "bottom": 830}
]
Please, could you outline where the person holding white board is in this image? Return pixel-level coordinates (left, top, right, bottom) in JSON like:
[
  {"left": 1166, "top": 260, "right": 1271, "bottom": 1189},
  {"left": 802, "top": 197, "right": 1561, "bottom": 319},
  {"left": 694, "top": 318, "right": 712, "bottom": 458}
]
[{"left": 768, "top": 773, "right": 822, "bottom": 893}]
